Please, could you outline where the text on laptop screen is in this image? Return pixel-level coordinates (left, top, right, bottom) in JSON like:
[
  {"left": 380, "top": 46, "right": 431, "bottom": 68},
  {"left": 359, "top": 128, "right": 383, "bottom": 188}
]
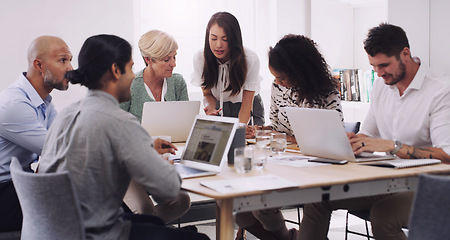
[{"left": 183, "top": 119, "right": 234, "bottom": 166}]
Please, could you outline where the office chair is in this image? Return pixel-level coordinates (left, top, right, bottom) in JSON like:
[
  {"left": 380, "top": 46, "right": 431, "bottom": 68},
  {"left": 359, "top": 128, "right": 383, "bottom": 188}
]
[
  {"left": 10, "top": 157, "right": 85, "bottom": 240},
  {"left": 345, "top": 210, "right": 373, "bottom": 240},
  {"left": 344, "top": 121, "right": 361, "bottom": 134},
  {"left": 11, "top": 158, "right": 210, "bottom": 240},
  {"left": 408, "top": 174, "right": 450, "bottom": 240}
]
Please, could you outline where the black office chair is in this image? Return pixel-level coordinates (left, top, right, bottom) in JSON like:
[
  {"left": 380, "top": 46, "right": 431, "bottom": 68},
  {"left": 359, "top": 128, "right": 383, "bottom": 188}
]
[
  {"left": 344, "top": 121, "right": 361, "bottom": 134},
  {"left": 345, "top": 210, "right": 373, "bottom": 240}
]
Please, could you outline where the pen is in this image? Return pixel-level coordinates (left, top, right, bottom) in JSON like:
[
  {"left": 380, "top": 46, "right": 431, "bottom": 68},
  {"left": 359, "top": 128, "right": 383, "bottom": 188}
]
[{"left": 250, "top": 111, "right": 254, "bottom": 129}]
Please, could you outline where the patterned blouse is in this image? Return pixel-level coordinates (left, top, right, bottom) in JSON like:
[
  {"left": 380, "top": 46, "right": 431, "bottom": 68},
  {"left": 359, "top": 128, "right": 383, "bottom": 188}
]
[{"left": 269, "top": 81, "right": 343, "bottom": 136}]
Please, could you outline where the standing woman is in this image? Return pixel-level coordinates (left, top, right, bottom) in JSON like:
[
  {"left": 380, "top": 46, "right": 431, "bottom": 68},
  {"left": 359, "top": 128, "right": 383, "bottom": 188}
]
[
  {"left": 120, "top": 30, "right": 191, "bottom": 224},
  {"left": 120, "top": 30, "right": 189, "bottom": 122},
  {"left": 191, "top": 11, "right": 265, "bottom": 125},
  {"left": 235, "top": 34, "right": 343, "bottom": 240}
]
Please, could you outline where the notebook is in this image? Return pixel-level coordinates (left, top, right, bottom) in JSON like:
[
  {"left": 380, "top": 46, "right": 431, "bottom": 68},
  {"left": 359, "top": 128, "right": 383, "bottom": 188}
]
[
  {"left": 174, "top": 115, "right": 239, "bottom": 179},
  {"left": 141, "top": 101, "right": 200, "bottom": 142},
  {"left": 362, "top": 159, "right": 441, "bottom": 169},
  {"left": 282, "top": 107, "right": 395, "bottom": 163}
]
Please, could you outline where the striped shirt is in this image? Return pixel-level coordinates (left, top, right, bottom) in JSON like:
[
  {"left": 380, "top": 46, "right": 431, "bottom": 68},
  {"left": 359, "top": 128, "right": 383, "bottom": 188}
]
[{"left": 269, "top": 81, "right": 343, "bottom": 136}]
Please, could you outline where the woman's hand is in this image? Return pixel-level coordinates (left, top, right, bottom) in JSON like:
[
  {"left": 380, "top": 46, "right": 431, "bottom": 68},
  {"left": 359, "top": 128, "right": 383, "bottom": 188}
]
[{"left": 204, "top": 105, "right": 222, "bottom": 116}]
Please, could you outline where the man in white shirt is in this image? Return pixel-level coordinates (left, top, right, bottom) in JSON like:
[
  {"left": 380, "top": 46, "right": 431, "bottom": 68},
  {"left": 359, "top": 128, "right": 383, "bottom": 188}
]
[{"left": 298, "top": 23, "right": 450, "bottom": 240}]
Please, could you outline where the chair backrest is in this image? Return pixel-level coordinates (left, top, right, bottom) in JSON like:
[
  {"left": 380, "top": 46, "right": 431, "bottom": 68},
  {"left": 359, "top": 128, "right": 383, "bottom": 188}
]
[
  {"left": 10, "top": 157, "right": 85, "bottom": 240},
  {"left": 344, "top": 121, "right": 361, "bottom": 134},
  {"left": 408, "top": 174, "right": 450, "bottom": 240}
]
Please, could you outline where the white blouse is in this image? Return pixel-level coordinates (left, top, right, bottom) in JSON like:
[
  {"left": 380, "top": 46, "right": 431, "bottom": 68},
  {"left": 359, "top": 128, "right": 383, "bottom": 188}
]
[{"left": 191, "top": 47, "right": 261, "bottom": 105}]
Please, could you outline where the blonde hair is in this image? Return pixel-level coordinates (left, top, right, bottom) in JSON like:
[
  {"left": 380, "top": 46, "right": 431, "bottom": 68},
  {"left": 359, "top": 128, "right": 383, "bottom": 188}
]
[{"left": 138, "top": 30, "right": 178, "bottom": 61}]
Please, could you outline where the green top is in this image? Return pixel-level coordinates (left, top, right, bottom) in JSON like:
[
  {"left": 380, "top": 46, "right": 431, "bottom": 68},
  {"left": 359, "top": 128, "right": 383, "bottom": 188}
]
[{"left": 120, "top": 69, "right": 189, "bottom": 122}]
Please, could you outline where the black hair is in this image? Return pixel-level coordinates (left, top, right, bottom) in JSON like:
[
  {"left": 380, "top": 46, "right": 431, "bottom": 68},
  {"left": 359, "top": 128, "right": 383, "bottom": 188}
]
[
  {"left": 202, "top": 12, "right": 247, "bottom": 96},
  {"left": 268, "top": 34, "right": 338, "bottom": 105},
  {"left": 364, "top": 23, "right": 410, "bottom": 59},
  {"left": 65, "top": 34, "right": 132, "bottom": 89}
]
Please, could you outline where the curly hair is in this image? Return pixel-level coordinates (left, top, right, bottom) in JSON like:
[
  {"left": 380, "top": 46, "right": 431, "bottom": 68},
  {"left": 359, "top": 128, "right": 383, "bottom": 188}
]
[
  {"left": 202, "top": 12, "right": 247, "bottom": 96},
  {"left": 268, "top": 34, "right": 338, "bottom": 105}
]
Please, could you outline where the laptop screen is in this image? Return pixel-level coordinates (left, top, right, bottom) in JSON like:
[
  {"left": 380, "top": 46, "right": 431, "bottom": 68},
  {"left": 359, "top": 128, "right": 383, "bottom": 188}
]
[{"left": 182, "top": 119, "right": 234, "bottom": 166}]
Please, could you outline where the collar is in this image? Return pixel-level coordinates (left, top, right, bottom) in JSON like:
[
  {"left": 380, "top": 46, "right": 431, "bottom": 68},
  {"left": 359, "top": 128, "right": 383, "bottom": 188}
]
[
  {"left": 389, "top": 63, "right": 427, "bottom": 94},
  {"left": 18, "top": 72, "right": 51, "bottom": 108},
  {"left": 407, "top": 63, "right": 426, "bottom": 90},
  {"left": 86, "top": 89, "right": 119, "bottom": 105}
]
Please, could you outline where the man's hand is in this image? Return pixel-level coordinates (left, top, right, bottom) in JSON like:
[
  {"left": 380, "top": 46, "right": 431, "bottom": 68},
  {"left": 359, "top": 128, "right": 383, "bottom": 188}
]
[
  {"left": 153, "top": 138, "right": 177, "bottom": 155},
  {"left": 348, "top": 133, "right": 394, "bottom": 155}
]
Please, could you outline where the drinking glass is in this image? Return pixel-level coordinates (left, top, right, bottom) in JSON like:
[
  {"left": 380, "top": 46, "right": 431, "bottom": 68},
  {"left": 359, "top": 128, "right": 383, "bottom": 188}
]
[
  {"left": 253, "top": 145, "right": 268, "bottom": 171},
  {"left": 234, "top": 146, "right": 253, "bottom": 174},
  {"left": 255, "top": 130, "right": 272, "bottom": 147},
  {"left": 270, "top": 132, "right": 287, "bottom": 154}
]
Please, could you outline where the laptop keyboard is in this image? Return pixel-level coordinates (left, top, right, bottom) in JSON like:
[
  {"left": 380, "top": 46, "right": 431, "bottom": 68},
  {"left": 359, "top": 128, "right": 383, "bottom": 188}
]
[{"left": 174, "top": 164, "right": 207, "bottom": 176}]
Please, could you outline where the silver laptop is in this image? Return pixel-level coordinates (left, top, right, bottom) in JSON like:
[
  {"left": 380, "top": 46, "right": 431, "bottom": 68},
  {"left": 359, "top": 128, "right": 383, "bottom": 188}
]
[
  {"left": 174, "top": 115, "right": 239, "bottom": 179},
  {"left": 282, "top": 107, "right": 394, "bottom": 162},
  {"left": 141, "top": 101, "right": 200, "bottom": 142}
]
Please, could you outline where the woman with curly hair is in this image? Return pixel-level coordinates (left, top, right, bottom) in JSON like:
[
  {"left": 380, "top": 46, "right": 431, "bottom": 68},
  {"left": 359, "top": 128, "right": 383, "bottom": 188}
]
[
  {"left": 236, "top": 34, "right": 343, "bottom": 240},
  {"left": 250, "top": 34, "right": 343, "bottom": 144}
]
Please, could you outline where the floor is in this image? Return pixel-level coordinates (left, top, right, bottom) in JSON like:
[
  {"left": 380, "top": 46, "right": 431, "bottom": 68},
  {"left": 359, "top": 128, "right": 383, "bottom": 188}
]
[{"left": 176, "top": 202, "right": 373, "bottom": 240}]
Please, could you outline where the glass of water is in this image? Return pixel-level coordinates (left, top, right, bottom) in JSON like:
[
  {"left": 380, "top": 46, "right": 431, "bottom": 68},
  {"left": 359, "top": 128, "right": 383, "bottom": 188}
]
[
  {"left": 255, "top": 130, "right": 272, "bottom": 147},
  {"left": 270, "top": 132, "right": 287, "bottom": 154},
  {"left": 253, "top": 145, "right": 268, "bottom": 171},
  {"left": 234, "top": 146, "right": 253, "bottom": 174}
]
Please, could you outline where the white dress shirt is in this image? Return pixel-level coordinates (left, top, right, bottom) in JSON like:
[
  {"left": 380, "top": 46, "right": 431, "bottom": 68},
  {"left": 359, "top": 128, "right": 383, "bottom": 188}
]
[{"left": 360, "top": 64, "right": 450, "bottom": 155}]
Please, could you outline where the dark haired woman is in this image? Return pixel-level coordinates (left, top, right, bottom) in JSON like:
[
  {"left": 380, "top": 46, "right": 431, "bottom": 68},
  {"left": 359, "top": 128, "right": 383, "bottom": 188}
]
[
  {"left": 251, "top": 34, "right": 343, "bottom": 143},
  {"left": 191, "top": 11, "right": 265, "bottom": 125},
  {"left": 235, "top": 34, "right": 343, "bottom": 240},
  {"left": 38, "top": 34, "right": 207, "bottom": 240}
]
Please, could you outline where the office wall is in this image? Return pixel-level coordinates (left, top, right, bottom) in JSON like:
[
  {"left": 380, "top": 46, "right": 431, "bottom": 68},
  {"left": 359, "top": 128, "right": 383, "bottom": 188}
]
[
  {"left": 388, "top": 0, "right": 430, "bottom": 67},
  {"left": 311, "top": 0, "right": 386, "bottom": 70},
  {"left": 430, "top": 0, "right": 450, "bottom": 75},
  {"left": 0, "top": 0, "right": 135, "bottom": 111}
]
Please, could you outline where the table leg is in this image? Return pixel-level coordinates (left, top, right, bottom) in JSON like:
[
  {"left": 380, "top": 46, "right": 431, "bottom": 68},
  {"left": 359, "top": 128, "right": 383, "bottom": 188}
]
[{"left": 216, "top": 199, "right": 234, "bottom": 240}]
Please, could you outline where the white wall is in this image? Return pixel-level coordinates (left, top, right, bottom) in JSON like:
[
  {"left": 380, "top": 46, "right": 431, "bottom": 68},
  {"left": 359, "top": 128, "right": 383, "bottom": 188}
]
[
  {"left": 388, "top": 0, "right": 430, "bottom": 67},
  {"left": 430, "top": 0, "right": 450, "bottom": 75},
  {"left": 0, "top": 0, "right": 134, "bottom": 111},
  {"left": 311, "top": 0, "right": 387, "bottom": 71}
]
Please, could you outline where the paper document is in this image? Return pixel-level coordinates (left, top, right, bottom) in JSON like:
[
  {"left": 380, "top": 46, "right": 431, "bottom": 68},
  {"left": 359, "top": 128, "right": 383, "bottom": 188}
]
[
  {"left": 200, "top": 175, "right": 297, "bottom": 194},
  {"left": 268, "top": 155, "right": 328, "bottom": 168}
]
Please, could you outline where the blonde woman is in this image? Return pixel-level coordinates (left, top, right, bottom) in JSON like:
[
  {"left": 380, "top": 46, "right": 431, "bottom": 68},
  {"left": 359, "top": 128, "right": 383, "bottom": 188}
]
[
  {"left": 121, "top": 30, "right": 190, "bottom": 224},
  {"left": 120, "top": 30, "right": 189, "bottom": 122}
]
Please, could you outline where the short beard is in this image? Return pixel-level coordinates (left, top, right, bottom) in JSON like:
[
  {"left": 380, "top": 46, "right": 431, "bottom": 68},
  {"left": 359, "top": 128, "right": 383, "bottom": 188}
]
[
  {"left": 44, "top": 69, "right": 68, "bottom": 91},
  {"left": 387, "top": 59, "right": 406, "bottom": 86}
]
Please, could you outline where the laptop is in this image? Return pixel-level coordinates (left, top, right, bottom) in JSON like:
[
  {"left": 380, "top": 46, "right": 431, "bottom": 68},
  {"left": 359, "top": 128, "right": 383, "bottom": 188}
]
[
  {"left": 141, "top": 101, "right": 200, "bottom": 142},
  {"left": 282, "top": 107, "right": 395, "bottom": 162},
  {"left": 174, "top": 115, "right": 239, "bottom": 179}
]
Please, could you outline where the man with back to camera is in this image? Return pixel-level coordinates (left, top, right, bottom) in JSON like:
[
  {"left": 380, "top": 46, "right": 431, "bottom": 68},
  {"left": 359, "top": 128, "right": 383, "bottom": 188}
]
[
  {"left": 298, "top": 23, "right": 450, "bottom": 240},
  {"left": 0, "top": 36, "right": 73, "bottom": 232}
]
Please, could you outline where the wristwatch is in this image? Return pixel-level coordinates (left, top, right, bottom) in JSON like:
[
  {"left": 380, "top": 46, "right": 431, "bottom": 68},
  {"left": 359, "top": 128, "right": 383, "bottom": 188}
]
[{"left": 390, "top": 141, "right": 403, "bottom": 155}]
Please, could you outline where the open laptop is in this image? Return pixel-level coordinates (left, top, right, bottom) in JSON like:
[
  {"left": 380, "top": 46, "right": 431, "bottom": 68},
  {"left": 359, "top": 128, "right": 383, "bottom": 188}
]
[
  {"left": 174, "top": 115, "right": 239, "bottom": 179},
  {"left": 141, "top": 101, "right": 200, "bottom": 142},
  {"left": 282, "top": 107, "right": 395, "bottom": 162}
]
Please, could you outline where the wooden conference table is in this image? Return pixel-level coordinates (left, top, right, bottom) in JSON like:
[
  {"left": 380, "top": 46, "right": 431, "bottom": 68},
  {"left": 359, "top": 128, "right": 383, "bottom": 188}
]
[{"left": 180, "top": 145, "right": 450, "bottom": 240}]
